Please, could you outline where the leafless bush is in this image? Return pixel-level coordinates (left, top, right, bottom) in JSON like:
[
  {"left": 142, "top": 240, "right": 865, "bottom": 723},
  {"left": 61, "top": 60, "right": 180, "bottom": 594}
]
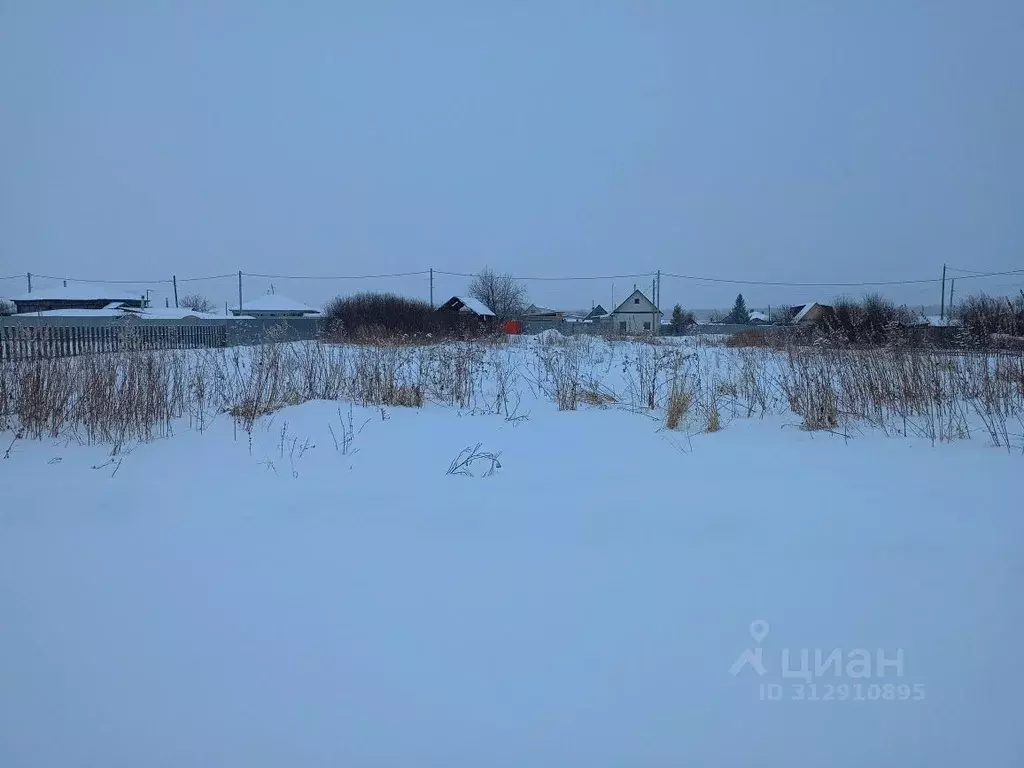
[
  {"left": 226, "top": 337, "right": 287, "bottom": 433},
  {"left": 620, "top": 342, "right": 687, "bottom": 411},
  {"left": 328, "top": 403, "right": 367, "bottom": 457},
  {"left": 419, "top": 342, "right": 486, "bottom": 408},
  {"left": 953, "top": 292, "right": 1024, "bottom": 347},
  {"left": 822, "top": 294, "right": 919, "bottom": 346},
  {"left": 487, "top": 347, "right": 528, "bottom": 420},
  {"left": 324, "top": 292, "right": 443, "bottom": 339},
  {"left": 180, "top": 293, "right": 216, "bottom": 313},
  {"left": 535, "top": 337, "right": 586, "bottom": 410}
]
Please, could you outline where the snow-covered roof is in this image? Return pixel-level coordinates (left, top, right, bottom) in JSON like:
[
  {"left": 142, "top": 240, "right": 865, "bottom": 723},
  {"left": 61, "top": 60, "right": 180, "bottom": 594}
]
[
  {"left": 123, "top": 306, "right": 222, "bottom": 320},
  {"left": 15, "top": 305, "right": 223, "bottom": 320},
  {"left": 10, "top": 283, "right": 145, "bottom": 302},
  {"left": 239, "top": 295, "right": 321, "bottom": 314},
  {"left": 453, "top": 296, "right": 495, "bottom": 316},
  {"left": 524, "top": 304, "right": 563, "bottom": 316},
  {"left": 792, "top": 303, "right": 818, "bottom": 323},
  {"left": 611, "top": 289, "right": 660, "bottom": 315},
  {"left": 748, "top": 311, "right": 769, "bottom": 322}
]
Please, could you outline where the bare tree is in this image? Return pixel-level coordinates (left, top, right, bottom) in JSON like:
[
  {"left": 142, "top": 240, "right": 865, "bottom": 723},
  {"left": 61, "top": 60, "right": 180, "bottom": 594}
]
[
  {"left": 0, "top": 297, "right": 15, "bottom": 316},
  {"left": 468, "top": 267, "right": 528, "bottom": 321},
  {"left": 180, "top": 293, "right": 216, "bottom": 313},
  {"left": 773, "top": 306, "right": 797, "bottom": 325}
]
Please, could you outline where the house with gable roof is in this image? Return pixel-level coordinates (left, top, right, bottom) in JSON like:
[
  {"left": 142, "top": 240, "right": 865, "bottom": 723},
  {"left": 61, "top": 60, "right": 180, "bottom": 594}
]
[{"left": 610, "top": 288, "right": 661, "bottom": 335}]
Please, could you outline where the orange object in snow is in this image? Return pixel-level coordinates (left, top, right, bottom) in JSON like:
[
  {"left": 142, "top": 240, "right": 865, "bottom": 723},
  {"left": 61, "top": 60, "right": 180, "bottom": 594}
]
[{"left": 503, "top": 320, "right": 522, "bottom": 335}]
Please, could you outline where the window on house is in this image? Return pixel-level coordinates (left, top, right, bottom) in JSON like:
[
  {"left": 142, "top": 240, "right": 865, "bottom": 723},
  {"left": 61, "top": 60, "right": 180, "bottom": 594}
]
[
  {"left": 634, "top": 298, "right": 640, "bottom": 304},
  {"left": 619, "top": 321, "right": 627, "bottom": 333},
  {"left": 643, "top": 321, "right": 651, "bottom": 331}
]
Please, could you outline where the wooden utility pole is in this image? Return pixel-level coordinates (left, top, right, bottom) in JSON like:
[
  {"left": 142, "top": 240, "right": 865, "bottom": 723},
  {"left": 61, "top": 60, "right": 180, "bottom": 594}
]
[
  {"left": 237, "top": 271, "right": 243, "bottom": 313},
  {"left": 940, "top": 264, "right": 947, "bottom": 320},
  {"left": 172, "top": 275, "right": 179, "bottom": 308},
  {"left": 949, "top": 278, "right": 955, "bottom": 311},
  {"left": 429, "top": 267, "right": 434, "bottom": 309},
  {"left": 27, "top": 272, "right": 32, "bottom": 293}
]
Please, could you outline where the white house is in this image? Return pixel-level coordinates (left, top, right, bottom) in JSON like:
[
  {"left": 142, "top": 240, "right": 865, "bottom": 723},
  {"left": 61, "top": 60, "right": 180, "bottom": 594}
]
[
  {"left": 230, "top": 294, "right": 322, "bottom": 318},
  {"left": 610, "top": 289, "right": 661, "bottom": 335}
]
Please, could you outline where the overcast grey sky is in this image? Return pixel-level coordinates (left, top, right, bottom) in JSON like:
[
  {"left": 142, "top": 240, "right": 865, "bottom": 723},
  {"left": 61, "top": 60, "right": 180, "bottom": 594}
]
[{"left": 2, "top": 1, "right": 1022, "bottom": 312}]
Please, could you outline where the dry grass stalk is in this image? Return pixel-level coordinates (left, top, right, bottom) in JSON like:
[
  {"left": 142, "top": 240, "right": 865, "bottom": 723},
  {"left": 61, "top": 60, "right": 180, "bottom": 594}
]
[{"left": 665, "top": 384, "right": 692, "bottom": 430}]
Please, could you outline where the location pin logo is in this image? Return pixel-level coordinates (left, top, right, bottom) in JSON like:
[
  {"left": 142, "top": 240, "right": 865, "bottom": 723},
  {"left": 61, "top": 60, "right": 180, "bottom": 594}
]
[{"left": 749, "top": 620, "right": 770, "bottom": 644}]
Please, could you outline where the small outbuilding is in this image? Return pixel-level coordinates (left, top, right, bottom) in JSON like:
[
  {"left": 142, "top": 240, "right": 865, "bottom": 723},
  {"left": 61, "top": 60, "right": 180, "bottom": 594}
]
[{"left": 436, "top": 296, "right": 498, "bottom": 332}]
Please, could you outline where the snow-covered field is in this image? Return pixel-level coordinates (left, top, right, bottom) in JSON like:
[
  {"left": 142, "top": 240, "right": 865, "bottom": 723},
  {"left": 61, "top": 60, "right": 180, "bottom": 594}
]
[{"left": 1, "top": 337, "right": 1022, "bottom": 766}]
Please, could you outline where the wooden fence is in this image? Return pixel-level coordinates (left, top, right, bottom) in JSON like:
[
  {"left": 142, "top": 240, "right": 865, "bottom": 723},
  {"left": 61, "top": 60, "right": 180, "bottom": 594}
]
[
  {"left": 0, "top": 316, "right": 324, "bottom": 362},
  {"left": 0, "top": 318, "right": 226, "bottom": 362}
]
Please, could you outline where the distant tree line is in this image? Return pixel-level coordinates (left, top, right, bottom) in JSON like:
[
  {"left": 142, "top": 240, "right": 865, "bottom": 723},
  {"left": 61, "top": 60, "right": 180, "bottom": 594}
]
[{"left": 307, "top": 266, "right": 1024, "bottom": 348}]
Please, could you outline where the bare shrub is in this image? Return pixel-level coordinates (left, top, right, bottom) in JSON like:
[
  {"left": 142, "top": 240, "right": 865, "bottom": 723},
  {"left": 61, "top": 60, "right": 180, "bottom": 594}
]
[
  {"left": 328, "top": 404, "right": 366, "bottom": 456},
  {"left": 821, "top": 293, "right": 919, "bottom": 346},
  {"left": 180, "top": 293, "right": 216, "bottom": 313},
  {"left": 620, "top": 342, "right": 687, "bottom": 411},
  {"left": 324, "top": 292, "right": 442, "bottom": 339},
  {"left": 536, "top": 339, "right": 584, "bottom": 410},
  {"left": 420, "top": 342, "right": 486, "bottom": 408},
  {"left": 285, "top": 341, "right": 347, "bottom": 401},
  {"left": 226, "top": 338, "right": 286, "bottom": 433},
  {"left": 953, "top": 292, "right": 1024, "bottom": 347}
]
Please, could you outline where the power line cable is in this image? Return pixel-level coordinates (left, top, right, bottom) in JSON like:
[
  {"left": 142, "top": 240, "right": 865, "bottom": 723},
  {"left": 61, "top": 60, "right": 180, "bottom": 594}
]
[
  {"left": 662, "top": 266, "right": 1024, "bottom": 287},
  {"left": 9, "top": 264, "right": 1023, "bottom": 289},
  {"left": 176, "top": 273, "right": 238, "bottom": 282},
  {"left": 243, "top": 272, "right": 428, "bottom": 280},
  {"left": 435, "top": 270, "right": 655, "bottom": 281},
  {"left": 660, "top": 272, "right": 940, "bottom": 287},
  {"left": 946, "top": 266, "right": 1024, "bottom": 278},
  {"left": 32, "top": 273, "right": 172, "bottom": 285}
]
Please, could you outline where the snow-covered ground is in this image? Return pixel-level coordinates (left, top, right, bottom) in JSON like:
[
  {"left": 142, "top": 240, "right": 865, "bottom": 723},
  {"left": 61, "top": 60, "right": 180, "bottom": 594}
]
[{"left": 1, "top": 338, "right": 1022, "bottom": 766}]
